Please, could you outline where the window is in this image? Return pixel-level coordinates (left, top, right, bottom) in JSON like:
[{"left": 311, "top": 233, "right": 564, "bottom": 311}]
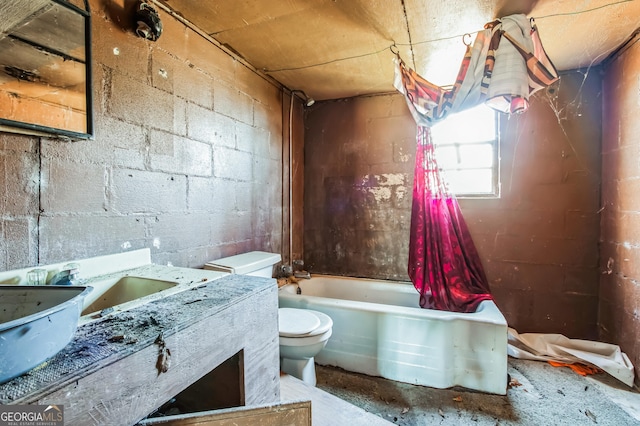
[{"left": 430, "top": 104, "right": 499, "bottom": 197}]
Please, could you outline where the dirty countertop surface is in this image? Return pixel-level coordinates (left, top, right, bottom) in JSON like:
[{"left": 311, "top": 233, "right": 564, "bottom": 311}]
[{"left": 0, "top": 270, "right": 274, "bottom": 404}]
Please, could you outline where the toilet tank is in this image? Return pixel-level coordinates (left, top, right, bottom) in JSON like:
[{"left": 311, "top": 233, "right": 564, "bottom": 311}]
[{"left": 204, "top": 251, "right": 282, "bottom": 278}]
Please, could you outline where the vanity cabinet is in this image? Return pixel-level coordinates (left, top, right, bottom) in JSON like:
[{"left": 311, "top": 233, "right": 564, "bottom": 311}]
[{"left": 0, "top": 274, "right": 282, "bottom": 426}]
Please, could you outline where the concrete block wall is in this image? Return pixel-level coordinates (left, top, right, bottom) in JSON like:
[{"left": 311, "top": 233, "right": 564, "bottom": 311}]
[
  {"left": 464, "top": 70, "right": 602, "bottom": 339},
  {"left": 304, "top": 71, "right": 602, "bottom": 338},
  {"left": 0, "top": 0, "right": 286, "bottom": 270},
  {"left": 600, "top": 35, "right": 640, "bottom": 383},
  {"left": 304, "top": 95, "right": 416, "bottom": 280}
]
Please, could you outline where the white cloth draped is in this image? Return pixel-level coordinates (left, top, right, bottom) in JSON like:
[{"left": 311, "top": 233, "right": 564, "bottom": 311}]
[
  {"left": 508, "top": 328, "right": 635, "bottom": 387},
  {"left": 393, "top": 14, "right": 559, "bottom": 126}
]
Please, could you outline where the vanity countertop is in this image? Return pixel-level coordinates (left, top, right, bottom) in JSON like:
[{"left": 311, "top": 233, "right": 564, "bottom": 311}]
[{"left": 0, "top": 271, "right": 280, "bottom": 425}]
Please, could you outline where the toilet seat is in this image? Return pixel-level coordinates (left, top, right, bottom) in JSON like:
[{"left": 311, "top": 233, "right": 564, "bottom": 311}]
[
  {"left": 278, "top": 308, "right": 333, "bottom": 337},
  {"left": 278, "top": 308, "right": 320, "bottom": 336},
  {"left": 279, "top": 328, "right": 332, "bottom": 347}
]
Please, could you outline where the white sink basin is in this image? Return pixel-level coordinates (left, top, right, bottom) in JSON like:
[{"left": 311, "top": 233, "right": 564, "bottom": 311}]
[{"left": 81, "top": 276, "right": 178, "bottom": 317}]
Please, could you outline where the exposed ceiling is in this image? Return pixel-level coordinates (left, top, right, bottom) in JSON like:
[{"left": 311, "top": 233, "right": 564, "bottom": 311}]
[{"left": 157, "top": 0, "right": 640, "bottom": 101}]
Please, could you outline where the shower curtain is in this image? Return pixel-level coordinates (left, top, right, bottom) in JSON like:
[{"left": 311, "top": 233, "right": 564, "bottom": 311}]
[
  {"left": 394, "top": 14, "right": 558, "bottom": 313},
  {"left": 408, "top": 127, "right": 492, "bottom": 313}
]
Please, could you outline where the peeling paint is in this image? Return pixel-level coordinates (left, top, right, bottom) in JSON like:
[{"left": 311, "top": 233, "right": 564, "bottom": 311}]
[
  {"left": 366, "top": 186, "right": 391, "bottom": 202},
  {"left": 377, "top": 173, "right": 405, "bottom": 186},
  {"left": 121, "top": 241, "right": 132, "bottom": 249},
  {"left": 359, "top": 173, "right": 407, "bottom": 203},
  {"left": 361, "top": 173, "right": 406, "bottom": 186},
  {"left": 604, "top": 257, "right": 614, "bottom": 274},
  {"left": 395, "top": 186, "right": 407, "bottom": 202},
  {"left": 153, "top": 238, "right": 161, "bottom": 249},
  {"left": 398, "top": 147, "right": 410, "bottom": 163}
]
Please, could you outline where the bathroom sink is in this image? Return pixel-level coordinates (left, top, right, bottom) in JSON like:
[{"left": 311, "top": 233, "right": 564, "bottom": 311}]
[
  {"left": 81, "top": 276, "right": 177, "bottom": 316},
  {"left": 0, "top": 286, "right": 91, "bottom": 384}
]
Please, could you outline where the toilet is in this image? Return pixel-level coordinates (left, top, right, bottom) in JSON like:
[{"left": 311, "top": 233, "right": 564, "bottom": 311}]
[
  {"left": 278, "top": 307, "right": 332, "bottom": 386},
  {"left": 205, "top": 251, "right": 333, "bottom": 386},
  {"left": 204, "top": 251, "right": 282, "bottom": 277}
]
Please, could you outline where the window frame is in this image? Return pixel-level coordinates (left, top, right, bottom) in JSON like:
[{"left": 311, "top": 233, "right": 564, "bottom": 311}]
[{"left": 431, "top": 107, "right": 501, "bottom": 199}]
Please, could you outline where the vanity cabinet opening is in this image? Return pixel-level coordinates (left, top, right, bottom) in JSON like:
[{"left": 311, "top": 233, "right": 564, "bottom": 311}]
[
  {"left": 146, "top": 350, "right": 245, "bottom": 418},
  {"left": 138, "top": 349, "right": 311, "bottom": 426}
]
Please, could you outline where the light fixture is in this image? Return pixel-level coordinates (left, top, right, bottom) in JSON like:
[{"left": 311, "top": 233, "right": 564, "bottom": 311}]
[
  {"left": 134, "top": 1, "right": 162, "bottom": 41},
  {"left": 291, "top": 90, "right": 315, "bottom": 107}
]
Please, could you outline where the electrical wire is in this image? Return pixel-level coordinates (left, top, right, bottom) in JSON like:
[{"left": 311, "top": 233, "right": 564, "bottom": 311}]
[
  {"left": 263, "top": 45, "right": 392, "bottom": 73},
  {"left": 534, "top": 0, "right": 636, "bottom": 19},
  {"left": 262, "top": 0, "right": 637, "bottom": 73}
]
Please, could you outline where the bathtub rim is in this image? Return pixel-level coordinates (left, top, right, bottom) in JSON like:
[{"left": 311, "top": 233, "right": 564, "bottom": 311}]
[{"left": 279, "top": 274, "right": 506, "bottom": 327}]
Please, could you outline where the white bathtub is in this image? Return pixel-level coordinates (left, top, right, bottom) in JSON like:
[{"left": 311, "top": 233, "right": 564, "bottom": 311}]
[{"left": 278, "top": 275, "right": 508, "bottom": 395}]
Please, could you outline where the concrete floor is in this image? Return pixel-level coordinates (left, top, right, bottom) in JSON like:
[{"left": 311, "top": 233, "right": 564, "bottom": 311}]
[{"left": 315, "top": 358, "right": 640, "bottom": 425}]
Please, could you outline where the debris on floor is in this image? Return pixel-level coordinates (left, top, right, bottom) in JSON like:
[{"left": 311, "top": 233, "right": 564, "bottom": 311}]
[{"left": 547, "top": 360, "right": 603, "bottom": 377}]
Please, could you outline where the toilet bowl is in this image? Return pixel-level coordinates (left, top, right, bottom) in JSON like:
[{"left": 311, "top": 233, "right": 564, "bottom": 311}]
[
  {"left": 205, "top": 252, "right": 333, "bottom": 386},
  {"left": 278, "top": 308, "right": 333, "bottom": 386}
]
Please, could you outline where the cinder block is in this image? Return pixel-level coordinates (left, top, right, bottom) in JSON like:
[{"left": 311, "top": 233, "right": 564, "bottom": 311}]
[
  {"left": 109, "top": 72, "right": 175, "bottom": 132},
  {"left": 38, "top": 215, "right": 147, "bottom": 264},
  {"left": 504, "top": 209, "right": 565, "bottom": 238},
  {"left": 153, "top": 8, "right": 235, "bottom": 83},
  {"left": 144, "top": 212, "right": 214, "bottom": 251},
  {"left": 173, "top": 61, "right": 214, "bottom": 108},
  {"left": 111, "top": 169, "right": 187, "bottom": 214},
  {"left": 234, "top": 66, "right": 281, "bottom": 108},
  {"left": 253, "top": 100, "right": 281, "bottom": 133},
  {"left": 531, "top": 291, "right": 598, "bottom": 338},
  {"left": 597, "top": 297, "right": 624, "bottom": 340},
  {"left": 209, "top": 210, "right": 253, "bottom": 245},
  {"left": 613, "top": 244, "right": 640, "bottom": 278},
  {"left": 617, "top": 179, "right": 640, "bottom": 211},
  {"left": 231, "top": 181, "right": 252, "bottom": 213},
  {"left": 563, "top": 267, "right": 599, "bottom": 296},
  {"left": 0, "top": 132, "right": 38, "bottom": 152},
  {"left": 486, "top": 261, "right": 565, "bottom": 292},
  {"left": 213, "top": 147, "right": 252, "bottom": 181},
  {"left": 368, "top": 115, "right": 416, "bottom": 147},
  {"left": 236, "top": 122, "right": 271, "bottom": 157},
  {"left": 1, "top": 218, "right": 37, "bottom": 270},
  {"left": 90, "top": 115, "right": 146, "bottom": 169},
  {"left": 173, "top": 97, "right": 188, "bottom": 136},
  {"left": 527, "top": 181, "right": 599, "bottom": 212},
  {"left": 620, "top": 278, "right": 640, "bottom": 317},
  {"left": 461, "top": 209, "right": 507, "bottom": 238},
  {"left": 41, "top": 159, "right": 107, "bottom": 213},
  {"left": 392, "top": 138, "right": 415, "bottom": 164},
  {"left": 92, "top": 9, "right": 150, "bottom": 81},
  {"left": 610, "top": 211, "right": 640, "bottom": 244},
  {"left": 150, "top": 50, "right": 175, "bottom": 94},
  {"left": 603, "top": 144, "right": 640, "bottom": 181},
  {"left": 252, "top": 156, "right": 279, "bottom": 190},
  {"left": 564, "top": 210, "right": 600, "bottom": 240},
  {"left": 185, "top": 103, "right": 218, "bottom": 144},
  {"left": 599, "top": 280, "right": 640, "bottom": 365},
  {"left": 149, "top": 129, "right": 212, "bottom": 176},
  {"left": 0, "top": 143, "right": 38, "bottom": 215},
  {"left": 214, "top": 80, "right": 254, "bottom": 125},
  {"left": 356, "top": 95, "right": 394, "bottom": 118},
  {"left": 187, "top": 176, "right": 238, "bottom": 213}
]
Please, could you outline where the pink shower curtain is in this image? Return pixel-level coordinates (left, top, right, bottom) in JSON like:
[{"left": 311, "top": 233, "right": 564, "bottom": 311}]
[
  {"left": 408, "top": 127, "right": 492, "bottom": 313},
  {"left": 395, "top": 15, "right": 558, "bottom": 313}
]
